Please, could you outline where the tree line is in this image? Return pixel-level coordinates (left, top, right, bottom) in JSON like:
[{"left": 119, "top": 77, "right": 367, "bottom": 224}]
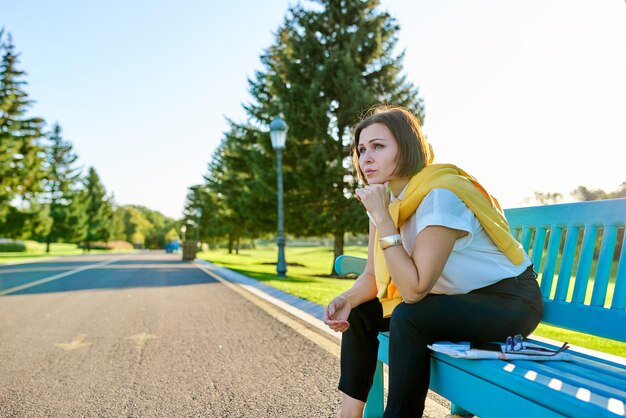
[
  {"left": 0, "top": 29, "right": 177, "bottom": 251},
  {"left": 534, "top": 184, "right": 626, "bottom": 205}
]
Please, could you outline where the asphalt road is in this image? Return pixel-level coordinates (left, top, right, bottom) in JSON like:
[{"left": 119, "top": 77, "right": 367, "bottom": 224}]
[{"left": 0, "top": 252, "right": 342, "bottom": 417}]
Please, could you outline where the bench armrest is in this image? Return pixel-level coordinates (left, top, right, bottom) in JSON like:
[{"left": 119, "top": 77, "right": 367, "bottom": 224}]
[{"left": 334, "top": 255, "right": 367, "bottom": 276}]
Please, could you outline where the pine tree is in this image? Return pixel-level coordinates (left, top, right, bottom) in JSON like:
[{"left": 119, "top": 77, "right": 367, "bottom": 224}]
[
  {"left": 42, "top": 123, "right": 86, "bottom": 251},
  {"left": 202, "top": 122, "right": 276, "bottom": 251},
  {"left": 0, "top": 204, "right": 51, "bottom": 240},
  {"left": 182, "top": 185, "right": 204, "bottom": 242},
  {"left": 0, "top": 30, "right": 45, "bottom": 223},
  {"left": 52, "top": 193, "right": 88, "bottom": 244},
  {"left": 244, "top": 0, "right": 425, "bottom": 272},
  {"left": 83, "top": 167, "right": 113, "bottom": 251}
]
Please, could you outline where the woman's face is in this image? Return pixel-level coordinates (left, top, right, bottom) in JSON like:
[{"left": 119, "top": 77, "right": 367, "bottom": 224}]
[{"left": 357, "top": 123, "right": 399, "bottom": 185}]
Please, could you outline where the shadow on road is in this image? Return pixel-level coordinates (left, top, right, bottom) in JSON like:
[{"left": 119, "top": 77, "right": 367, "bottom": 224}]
[{"left": 0, "top": 257, "right": 218, "bottom": 297}]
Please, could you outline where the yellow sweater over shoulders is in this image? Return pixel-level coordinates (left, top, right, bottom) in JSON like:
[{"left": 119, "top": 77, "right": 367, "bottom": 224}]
[{"left": 375, "top": 163, "right": 525, "bottom": 317}]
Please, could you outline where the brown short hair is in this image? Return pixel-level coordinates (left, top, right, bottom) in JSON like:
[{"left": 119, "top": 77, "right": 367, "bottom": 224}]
[{"left": 352, "top": 105, "right": 434, "bottom": 184}]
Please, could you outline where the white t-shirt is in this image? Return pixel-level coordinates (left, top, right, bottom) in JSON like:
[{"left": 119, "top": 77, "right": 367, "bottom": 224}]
[{"left": 391, "top": 188, "right": 531, "bottom": 295}]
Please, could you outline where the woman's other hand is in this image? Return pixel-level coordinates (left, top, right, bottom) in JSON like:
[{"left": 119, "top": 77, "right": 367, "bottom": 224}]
[{"left": 324, "top": 295, "right": 352, "bottom": 332}]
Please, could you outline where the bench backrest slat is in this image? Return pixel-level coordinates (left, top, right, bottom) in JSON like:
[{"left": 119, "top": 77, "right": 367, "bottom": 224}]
[
  {"left": 542, "top": 299, "right": 626, "bottom": 341},
  {"left": 573, "top": 226, "right": 598, "bottom": 304},
  {"left": 531, "top": 227, "right": 547, "bottom": 271},
  {"left": 592, "top": 225, "right": 618, "bottom": 307},
  {"left": 554, "top": 226, "right": 580, "bottom": 301},
  {"left": 539, "top": 226, "right": 563, "bottom": 296},
  {"left": 505, "top": 198, "right": 626, "bottom": 224},
  {"left": 519, "top": 227, "right": 533, "bottom": 253},
  {"left": 612, "top": 233, "right": 626, "bottom": 310}
]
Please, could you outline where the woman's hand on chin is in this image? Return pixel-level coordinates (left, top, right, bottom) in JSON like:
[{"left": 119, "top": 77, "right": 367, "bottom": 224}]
[{"left": 355, "top": 182, "right": 390, "bottom": 224}]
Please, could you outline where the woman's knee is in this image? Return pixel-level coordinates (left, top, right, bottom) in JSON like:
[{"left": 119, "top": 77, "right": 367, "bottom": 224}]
[
  {"left": 388, "top": 302, "right": 434, "bottom": 355},
  {"left": 390, "top": 300, "right": 434, "bottom": 330},
  {"left": 394, "top": 295, "right": 445, "bottom": 317},
  {"left": 389, "top": 297, "right": 453, "bottom": 341}
]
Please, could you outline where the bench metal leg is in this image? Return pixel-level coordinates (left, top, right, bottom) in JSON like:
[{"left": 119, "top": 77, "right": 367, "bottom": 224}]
[
  {"left": 364, "top": 360, "right": 385, "bottom": 418},
  {"left": 450, "top": 402, "right": 473, "bottom": 416}
]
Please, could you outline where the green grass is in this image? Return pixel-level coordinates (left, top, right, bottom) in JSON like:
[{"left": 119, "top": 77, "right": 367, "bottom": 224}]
[
  {"left": 534, "top": 323, "right": 626, "bottom": 357},
  {"left": 200, "top": 245, "right": 626, "bottom": 357},
  {"left": 198, "top": 245, "right": 366, "bottom": 305},
  {"left": 0, "top": 242, "right": 133, "bottom": 265}
]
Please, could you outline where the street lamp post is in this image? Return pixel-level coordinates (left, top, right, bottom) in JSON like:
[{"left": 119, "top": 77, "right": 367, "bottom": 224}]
[
  {"left": 269, "top": 116, "right": 288, "bottom": 277},
  {"left": 195, "top": 207, "right": 202, "bottom": 253}
]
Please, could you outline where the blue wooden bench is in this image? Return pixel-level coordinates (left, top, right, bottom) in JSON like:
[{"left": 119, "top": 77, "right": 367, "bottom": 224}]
[{"left": 335, "top": 198, "right": 626, "bottom": 418}]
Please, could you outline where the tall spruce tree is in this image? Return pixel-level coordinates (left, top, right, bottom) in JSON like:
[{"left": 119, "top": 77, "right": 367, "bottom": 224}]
[
  {"left": 182, "top": 184, "right": 227, "bottom": 250},
  {"left": 42, "top": 123, "right": 86, "bottom": 251},
  {"left": 83, "top": 167, "right": 113, "bottom": 251},
  {"left": 202, "top": 122, "right": 276, "bottom": 251},
  {"left": 244, "top": 0, "right": 425, "bottom": 272},
  {"left": 0, "top": 30, "right": 45, "bottom": 224},
  {"left": 182, "top": 186, "right": 204, "bottom": 241}
]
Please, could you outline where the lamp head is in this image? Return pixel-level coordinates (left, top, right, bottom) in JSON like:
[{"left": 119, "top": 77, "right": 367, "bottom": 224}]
[{"left": 269, "top": 116, "right": 288, "bottom": 150}]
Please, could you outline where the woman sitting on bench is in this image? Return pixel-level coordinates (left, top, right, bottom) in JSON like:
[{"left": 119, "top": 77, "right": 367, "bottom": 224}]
[{"left": 323, "top": 105, "right": 543, "bottom": 417}]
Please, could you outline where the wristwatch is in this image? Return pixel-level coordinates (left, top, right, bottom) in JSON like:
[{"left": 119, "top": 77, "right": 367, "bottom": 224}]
[{"left": 379, "top": 234, "right": 402, "bottom": 250}]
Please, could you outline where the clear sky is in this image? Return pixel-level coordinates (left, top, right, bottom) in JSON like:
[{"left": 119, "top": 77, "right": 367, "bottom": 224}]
[{"left": 3, "top": 0, "right": 625, "bottom": 219}]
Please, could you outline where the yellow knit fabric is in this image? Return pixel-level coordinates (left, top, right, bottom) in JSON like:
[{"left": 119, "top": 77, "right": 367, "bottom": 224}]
[{"left": 375, "top": 164, "right": 525, "bottom": 317}]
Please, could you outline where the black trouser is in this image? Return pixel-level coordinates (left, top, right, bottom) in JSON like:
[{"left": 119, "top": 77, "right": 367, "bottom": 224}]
[{"left": 338, "top": 266, "right": 543, "bottom": 417}]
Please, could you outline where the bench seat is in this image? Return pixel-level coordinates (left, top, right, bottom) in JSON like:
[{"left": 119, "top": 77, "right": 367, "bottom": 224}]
[{"left": 376, "top": 332, "right": 626, "bottom": 417}]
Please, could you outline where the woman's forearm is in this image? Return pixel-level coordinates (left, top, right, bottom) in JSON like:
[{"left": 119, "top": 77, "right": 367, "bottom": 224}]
[
  {"left": 381, "top": 244, "right": 424, "bottom": 303},
  {"left": 382, "top": 224, "right": 464, "bottom": 303},
  {"left": 340, "top": 273, "right": 378, "bottom": 309},
  {"left": 376, "top": 217, "right": 424, "bottom": 302}
]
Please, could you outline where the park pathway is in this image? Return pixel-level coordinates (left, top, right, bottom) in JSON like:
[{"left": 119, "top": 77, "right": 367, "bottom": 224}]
[{"left": 0, "top": 252, "right": 342, "bottom": 417}]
